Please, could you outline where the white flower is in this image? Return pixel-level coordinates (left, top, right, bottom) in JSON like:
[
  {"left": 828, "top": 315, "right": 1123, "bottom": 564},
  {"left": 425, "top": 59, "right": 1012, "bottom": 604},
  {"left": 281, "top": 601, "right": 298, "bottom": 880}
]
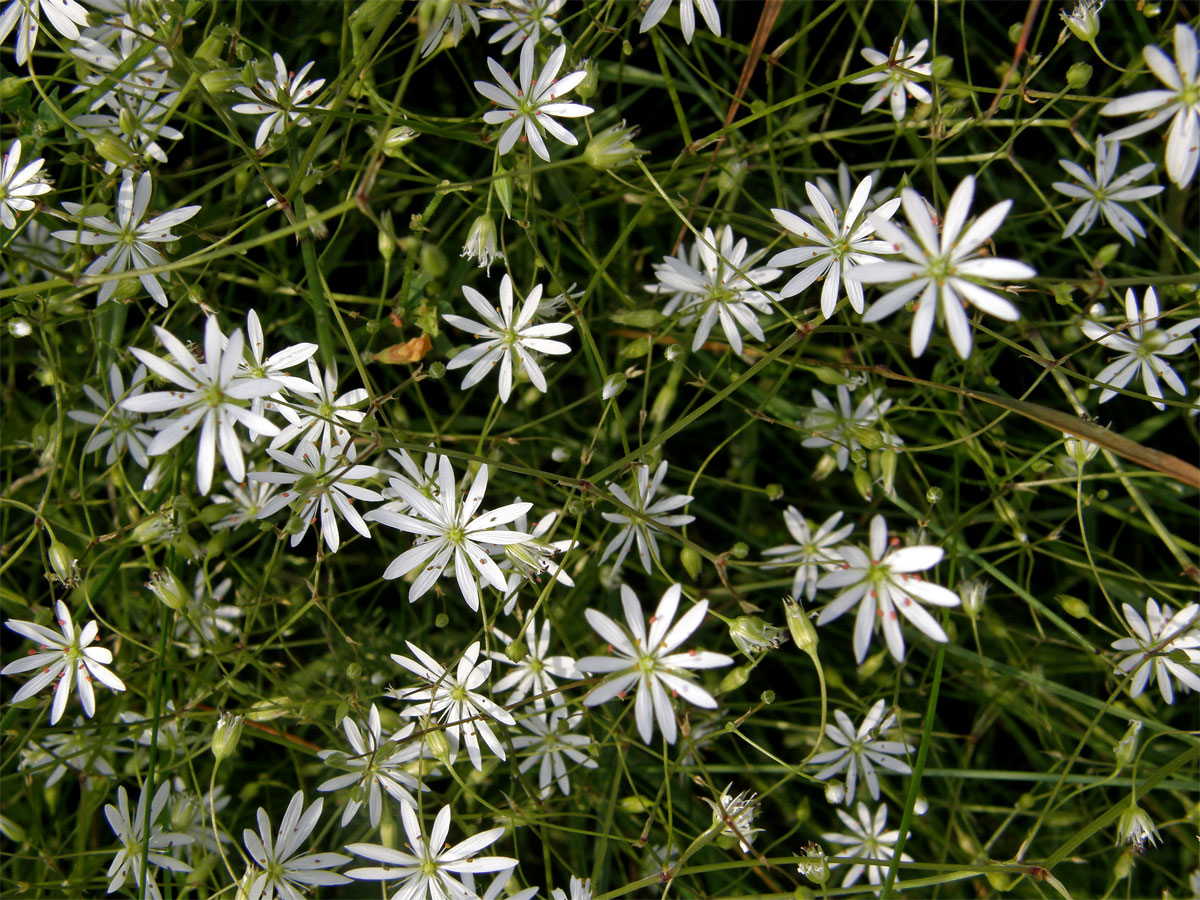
[
  {"left": 251, "top": 439, "right": 382, "bottom": 553},
  {"left": 488, "top": 616, "right": 581, "bottom": 711},
  {"left": 346, "top": 804, "right": 517, "bottom": 900},
  {"left": 650, "top": 225, "right": 781, "bottom": 355},
  {"left": 232, "top": 52, "right": 326, "bottom": 150},
  {"left": 364, "top": 456, "right": 533, "bottom": 611},
  {"left": 1, "top": 600, "right": 126, "bottom": 725},
  {"left": 475, "top": 40, "right": 593, "bottom": 161},
  {"left": 317, "top": 705, "right": 426, "bottom": 828},
  {"left": 104, "top": 781, "right": 193, "bottom": 900},
  {"left": 461, "top": 213, "right": 503, "bottom": 273},
  {"left": 53, "top": 170, "right": 201, "bottom": 306},
  {"left": 510, "top": 711, "right": 597, "bottom": 797},
  {"left": 852, "top": 38, "right": 934, "bottom": 121},
  {"left": 19, "top": 716, "right": 117, "bottom": 787},
  {"left": 1101, "top": 23, "right": 1200, "bottom": 188},
  {"left": 495, "top": 505, "right": 576, "bottom": 612},
  {"left": 644, "top": 239, "right": 702, "bottom": 316},
  {"left": 763, "top": 508, "right": 855, "bottom": 602},
  {"left": 1080, "top": 287, "right": 1200, "bottom": 410},
  {"left": 73, "top": 72, "right": 184, "bottom": 173},
  {"left": 240, "top": 791, "right": 352, "bottom": 900},
  {"left": 237, "top": 308, "right": 320, "bottom": 431},
  {"left": 174, "top": 569, "right": 242, "bottom": 655},
  {"left": 209, "top": 476, "right": 281, "bottom": 531},
  {"left": 269, "top": 359, "right": 366, "bottom": 450},
  {"left": 444, "top": 273, "right": 574, "bottom": 402},
  {"left": 479, "top": 0, "right": 564, "bottom": 54},
  {"left": 849, "top": 175, "right": 1036, "bottom": 359},
  {"left": 70, "top": 13, "right": 174, "bottom": 86},
  {"left": 421, "top": 0, "right": 480, "bottom": 57},
  {"left": 802, "top": 382, "right": 900, "bottom": 471},
  {"left": 0, "top": 0, "right": 89, "bottom": 66},
  {"left": 809, "top": 700, "right": 914, "bottom": 805},
  {"left": 121, "top": 317, "right": 282, "bottom": 495},
  {"left": 770, "top": 176, "right": 901, "bottom": 317},
  {"left": 822, "top": 802, "right": 911, "bottom": 891},
  {"left": 67, "top": 362, "right": 154, "bottom": 468},
  {"left": 1052, "top": 141, "right": 1163, "bottom": 244},
  {"left": 599, "top": 460, "right": 694, "bottom": 574},
  {"left": 816, "top": 515, "right": 961, "bottom": 663},
  {"left": 0, "top": 139, "right": 52, "bottom": 229},
  {"left": 577, "top": 583, "right": 733, "bottom": 746},
  {"left": 1115, "top": 802, "right": 1160, "bottom": 852},
  {"left": 1110, "top": 598, "right": 1200, "bottom": 704},
  {"left": 170, "top": 784, "right": 233, "bottom": 860},
  {"left": 388, "top": 640, "right": 517, "bottom": 771},
  {"left": 550, "top": 875, "right": 594, "bottom": 900},
  {"left": 700, "top": 784, "right": 762, "bottom": 852},
  {"left": 639, "top": 0, "right": 721, "bottom": 44}
]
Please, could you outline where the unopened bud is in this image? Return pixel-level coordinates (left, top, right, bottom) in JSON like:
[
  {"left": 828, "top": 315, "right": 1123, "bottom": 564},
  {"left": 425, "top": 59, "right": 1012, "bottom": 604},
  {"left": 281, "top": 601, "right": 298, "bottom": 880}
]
[
  {"left": 1113, "top": 719, "right": 1142, "bottom": 768},
  {"left": 602, "top": 372, "right": 626, "bottom": 401},
  {"left": 1066, "top": 61, "right": 1093, "bottom": 88},
  {"left": 381, "top": 125, "right": 418, "bottom": 156},
  {"left": 420, "top": 242, "right": 448, "bottom": 279},
  {"left": 729, "top": 616, "right": 787, "bottom": 658},
  {"left": 89, "top": 133, "right": 136, "bottom": 169},
  {"left": 573, "top": 59, "right": 598, "bottom": 100},
  {"left": 718, "top": 664, "right": 750, "bottom": 694},
  {"left": 1063, "top": 431, "right": 1099, "bottom": 467},
  {"left": 783, "top": 597, "right": 819, "bottom": 655},
  {"left": 959, "top": 577, "right": 990, "bottom": 617},
  {"left": 212, "top": 712, "right": 245, "bottom": 761},
  {"left": 48, "top": 541, "right": 78, "bottom": 586},
  {"left": 147, "top": 569, "right": 188, "bottom": 610},
  {"left": 551, "top": 446, "right": 569, "bottom": 463},
  {"left": 118, "top": 107, "right": 137, "bottom": 139},
  {"left": 423, "top": 725, "right": 450, "bottom": 763},
  {"left": 823, "top": 781, "right": 844, "bottom": 805},
  {"left": 504, "top": 639, "right": 528, "bottom": 663},
  {"left": 1057, "top": 593, "right": 1089, "bottom": 619},
  {"left": 201, "top": 67, "right": 242, "bottom": 94},
  {"left": 583, "top": 120, "right": 645, "bottom": 171}
]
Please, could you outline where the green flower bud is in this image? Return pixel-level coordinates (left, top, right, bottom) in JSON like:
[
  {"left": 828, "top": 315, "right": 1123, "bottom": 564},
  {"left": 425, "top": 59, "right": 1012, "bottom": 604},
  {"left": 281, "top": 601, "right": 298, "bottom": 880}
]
[
  {"left": 583, "top": 121, "right": 645, "bottom": 171},
  {"left": 729, "top": 616, "right": 787, "bottom": 658},
  {"left": 926, "top": 486, "right": 943, "bottom": 505},
  {"left": 381, "top": 125, "right": 418, "bottom": 157},
  {"left": 1057, "top": 594, "right": 1089, "bottom": 619},
  {"left": 1066, "top": 62, "right": 1093, "bottom": 89},
  {"left": 147, "top": 569, "right": 188, "bottom": 611},
  {"left": 680, "top": 545, "right": 702, "bottom": 580},
  {"left": 1060, "top": 1, "right": 1101, "bottom": 43},
  {"left": 47, "top": 541, "right": 78, "bottom": 586},
  {"left": 1063, "top": 431, "right": 1099, "bottom": 468},
  {"left": 504, "top": 639, "right": 528, "bottom": 663},
  {"left": 89, "top": 133, "right": 136, "bottom": 169},
  {"left": 718, "top": 664, "right": 750, "bottom": 694},
  {"left": 574, "top": 59, "right": 599, "bottom": 100},
  {"left": 783, "top": 597, "right": 819, "bottom": 655},
  {"left": 420, "top": 242, "right": 448, "bottom": 279},
  {"left": 201, "top": 67, "right": 242, "bottom": 95},
  {"left": 424, "top": 726, "right": 450, "bottom": 763},
  {"left": 602, "top": 372, "right": 626, "bottom": 401},
  {"left": 212, "top": 712, "right": 245, "bottom": 761},
  {"left": 959, "top": 577, "right": 990, "bottom": 617},
  {"left": 1113, "top": 719, "right": 1142, "bottom": 768}
]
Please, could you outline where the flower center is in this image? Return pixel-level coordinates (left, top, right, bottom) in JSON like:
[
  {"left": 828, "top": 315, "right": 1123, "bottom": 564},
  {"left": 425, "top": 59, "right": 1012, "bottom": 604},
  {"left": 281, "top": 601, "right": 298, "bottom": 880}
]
[{"left": 926, "top": 254, "right": 953, "bottom": 285}]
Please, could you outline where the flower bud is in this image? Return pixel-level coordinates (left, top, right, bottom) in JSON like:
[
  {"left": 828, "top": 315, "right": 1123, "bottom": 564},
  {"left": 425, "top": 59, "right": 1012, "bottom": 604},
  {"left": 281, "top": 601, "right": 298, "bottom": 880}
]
[
  {"left": 823, "top": 781, "right": 845, "bottom": 805},
  {"left": 424, "top": 724, "right": 450, "bottom": 763},
  {"left": 1063, "top": 431, "right": 1099, "bottom": 468},
  {"left": 47, "top": 541, "right": 78, "bottom": 586},
  {"left": 147, "top": 569, "right": 188, "bottom": 610},
  {"left": 959, "top": 577, "right": 990, "bottom": 617},
  {"left": 729, "top": 616, "right": 787, "bottom": 657},
  {"left": 381, "top": 125, "right": 418, "bottom": 156},
  {"left": 212, "top": 712, "right": 245, "bottom": 761},
  {"left": 573, "top": 59, "right": 599, "bottom": 100},
  {"left": 717, "top": 664, "right": 750, "bottom": 694},
  {"left": 783, "top": 597, "right": 819, "bottom": 655},
  {"left": 1113, "top": 719, "right": 1142, "bottom": 769},
  {"left": 602, "top": 372, "right": 626, "bottom": 401},
  {"left": 420, "top": 242, "right": 448, "bottom": 279},
  {"left": 461, "top": 214, "right": 502, "bottom": 273},
  {"left": 8, "top": 318, "right": 32, "bottom": 337},
  {"left": 551, "top": 446, "right": 569, "bottom": 463},
  {"left": 1066, "top": 61, "right": 1093, "bottom": 88},
  {"left": 583, "top": 121, "right": 645, "bottom": 171},
  {"left": 504, "top": 639, "right": 528, "bottom": 663},
  {"left": 89, "top": 133, "right": 136, "bottom": 169},
  {"left": 200, "top": 67, "right": 242, "bottom": 95},
  {"left": 0, "top": 77, "right": 27, "bottom": 103},
  {"left": 680, "top": 545, "right": 702, "bottom": 580}
]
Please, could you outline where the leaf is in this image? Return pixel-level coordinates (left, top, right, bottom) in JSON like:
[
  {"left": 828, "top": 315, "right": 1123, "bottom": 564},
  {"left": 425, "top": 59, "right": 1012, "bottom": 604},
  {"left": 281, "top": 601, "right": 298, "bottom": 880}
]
[{"left": 372, "top": 335, "right": 432, "bottom": 364}]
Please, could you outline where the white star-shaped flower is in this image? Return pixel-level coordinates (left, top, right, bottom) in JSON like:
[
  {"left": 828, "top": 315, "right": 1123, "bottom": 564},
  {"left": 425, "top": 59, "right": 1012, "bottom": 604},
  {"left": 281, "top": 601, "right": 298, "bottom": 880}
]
[
  {"left": 1, "top": 600, "right": 127, "bottom": 725},
  {"left": 0, "top": 0, "right": 89, "bottom": 66},
  {"left": 848, "top": 175, "right": 1036, "bottom": 359},
  {"left": 121, "top": 317, "right": 282, "bottom": 495},
  {"left": 421, "top": 0, "right": 481, "bottom": 57},
  {"left": 364, "top": 455, "right": 533, "bottom": 611},
  {"left": 809, "top": 699, "right": 914, "bottom": 805},
  {"left": 769, "top": 175, "right": 901, "bottom": 318},
  {"left": 763, "top": 508, "right": 855, "bottom": 602},
  {"left": 240, "top": 791, "right": 352, "bottom": 900},
  {"left": 268, "top": 359, "right": 366, "bottom": 450},
  {"left": 577, "top": 583, "right": 733, "bottom": 746},
  {"left": 1080, "top": 287, "right": 1200, "bottom": 410},
  {"left": 1052, "top": 141, "right": 1163, "bottom": 244},
  {"left": 444, "top": 272, "right": 573, "bottom": 403},
  {"left": 510, "top": 711, "right": 597, "bottom": 798},
  {"left": 388, "top": 640, "right": 517, "bottom": 771},
  {"left": 852, "top": 37, "right": 934, "bottom": 121},
  {"left": 816, "top": 514, "right": 961, "bottom": 663},
  {"left": 650, "top": 225, "right": 781, "bottom": 355},
  {"left": 0, "top": 139, "right": 52, "bottom": 229},
  {"left": 599, "top": 460, "right": 694, "bottom": 574},
  {"left": 53, "top": 170, "right": 201, "bottom": 306},
  {"left": 475, "top": 40, "right": 593, "bottom": 161},
  {"left": 104, "top": 781, "right": 193, "bottom": 900},
  {"left": 479, "top": 0, "right": 564, "bottom": 53},
  {"left": 232, "top": 52, "right": 326, "bottom": 150},
  {"left": 251, "top": 439, "right": 382, "bottom": 553},
  {"left": 1110, "top": 598, "right": 1200, "bottom": 704},
  {"left": 802, "top": 382, "right": 900, "bottom": 471},
  {"left": 347, "top": 804, "right": 517, "bottom": 900},
  {"left": 488, "top": 615, "right": 581, "bottom": 711},
  {"left": 822, "top": 802, "right": 912, "bottom": 891},
  {"left": 1101, "top": 23, "right": 1200, "bottom": 188},
  {"left": 639, "top": 0, "right": 721, "bottom": 44},
  {"left": 67, "top": 362, "right": 154, "bottom": 468}
]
